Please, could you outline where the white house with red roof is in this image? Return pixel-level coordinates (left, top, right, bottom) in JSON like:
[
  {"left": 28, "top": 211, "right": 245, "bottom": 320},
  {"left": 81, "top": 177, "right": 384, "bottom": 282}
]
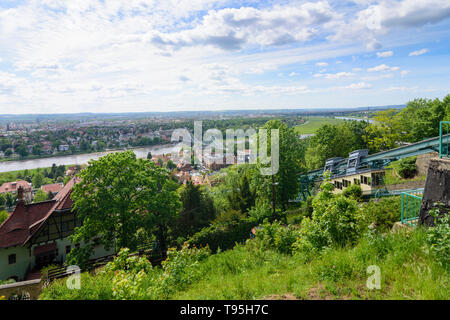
[
  {"left": 0, "top": 179, "right": 114, "bottom": 282},
  {"left": 0, "top": 180, "right": 33, "bottom": 203}
]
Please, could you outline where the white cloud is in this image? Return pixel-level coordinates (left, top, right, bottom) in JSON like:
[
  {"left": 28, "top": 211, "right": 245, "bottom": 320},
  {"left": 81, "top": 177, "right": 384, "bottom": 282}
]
[
  {"left": 0, "top": 0, "right": 448, "bottom": 113},
  {"left": 148, "top": 2, "right": 339, "bottom": 51},
  {"left": 288, "top": 72, "right": 298, "bottom": 77},
  {"left": 345, "top": 82, "right": 372, "bottom": 89},
  {"left": 361, "top": 73, "right": 395, "bottom": 81},
  {"left": 331, "top": 0, "right": 450, "bottom": 50},
  {"left": 324, "top": 72, "right": 354, "bottom": 79},
  {"left": 384, "top": 86, "right": 419, "bottom": 91},
  {"left": 409, "top": 48, "right": 429, "bottom": 56},
  {"left": 367, "top": 64, "right": 400, "bottom": 72},
  {"left": 376, "top": 51, "right": 393, "bottom": 58}
]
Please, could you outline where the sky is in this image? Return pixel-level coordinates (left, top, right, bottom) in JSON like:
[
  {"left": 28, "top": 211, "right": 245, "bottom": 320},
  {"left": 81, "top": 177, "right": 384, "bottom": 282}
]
[{"left": 0, "top": 0, "right": 450, "bottom": 114}]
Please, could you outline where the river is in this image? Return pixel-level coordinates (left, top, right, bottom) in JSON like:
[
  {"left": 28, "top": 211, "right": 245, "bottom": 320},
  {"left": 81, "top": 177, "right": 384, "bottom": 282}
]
[
  {"left": 334, "top": 116, "right": 374, "bottom": 123},
  {"left": 0, "top": 144, "right": 181, "bottom": 173}
]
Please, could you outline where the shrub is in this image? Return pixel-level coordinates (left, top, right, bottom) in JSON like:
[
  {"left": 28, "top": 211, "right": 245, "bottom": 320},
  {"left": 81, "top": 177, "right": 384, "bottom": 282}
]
[
  {"left": 358, "top": 196, "right": 401, "bottom": 234},
  {"left": 248, "top": 200, "right": 273, "bottom": 222},
  {"left": 294, "top": 178, "right": 360, "bottom": 253},
  {"left": 40, "top": 271, "right": 115, "bottom": 300},
  {"left": 155, "top": 243, "right": 211, "bottom": 298},
  {"left": 187, "top": 217, "right": 257, "bottom": 252},
  {"left": 426, "top": 204, "right": 450, "bottom": 271},
  {"left": 65, "top": 244, "right": 94, "bottom": 269},
  {"left": 250, "top": 220, "right": 301, "bottom": 255},
  {"left": 342, "top": 184, "right": 363, "bottom": 201},
  {"left": 397, "top": 157, "right": 417, "bottom": 179},
  {"left": 188, "top": 201, "right": 274, "bottom": 253},
  {"left": 104, "top": 248, "right": 153, "bottom": 273}
]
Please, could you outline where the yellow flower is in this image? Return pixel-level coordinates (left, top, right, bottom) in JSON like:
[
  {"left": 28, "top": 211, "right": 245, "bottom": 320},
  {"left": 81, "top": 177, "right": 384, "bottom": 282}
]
[{"left": 0, "top": 295, "right": 6, "bottom": 300}]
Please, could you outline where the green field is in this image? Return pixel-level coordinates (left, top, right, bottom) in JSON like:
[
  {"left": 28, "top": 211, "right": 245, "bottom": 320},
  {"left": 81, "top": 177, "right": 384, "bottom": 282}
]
[{"left": 293, "top": 117, "right": 346, "bottom": 135}]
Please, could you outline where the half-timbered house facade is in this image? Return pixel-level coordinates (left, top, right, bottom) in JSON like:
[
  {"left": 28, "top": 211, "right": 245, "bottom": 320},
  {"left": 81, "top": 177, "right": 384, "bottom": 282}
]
[{"left": 0, "top": 179, "right": 114, "bottom": 281}]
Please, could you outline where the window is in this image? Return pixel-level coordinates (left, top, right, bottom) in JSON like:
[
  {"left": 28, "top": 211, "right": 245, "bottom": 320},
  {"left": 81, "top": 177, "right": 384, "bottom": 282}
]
[
  {"left": 75, "top": 243, "right": 80, "bottom": 249},
  {"left": 61, "top": 221, "right": 70, "bottom": 233},
  {"left": 65, "top": 245, "right": 71, "bottom": 254},
  {"left": 361, "top": 175, "right": 370, "bottom": 185},
  {"left": 8, "top": 254, "right": 16, "bottom": 264},
  {"left": 354, "top": 178, "right": 360, "bottom": 185}
]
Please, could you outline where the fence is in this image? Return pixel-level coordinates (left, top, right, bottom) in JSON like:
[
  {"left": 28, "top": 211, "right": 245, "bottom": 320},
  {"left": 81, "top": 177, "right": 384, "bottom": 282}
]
[
  {"left": 401, "top": 191, "right": 423, "bottom": 227},
  {"left": 44, "top": 247, "right": 165, "bottom": 283},
  {"left": 440, "top": 121, "right": 450, "bottom": 158}
]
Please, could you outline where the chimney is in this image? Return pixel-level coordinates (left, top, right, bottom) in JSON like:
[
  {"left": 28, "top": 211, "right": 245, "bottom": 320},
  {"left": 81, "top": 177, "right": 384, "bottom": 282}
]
[{"left": 17, "top": 186, "right": 25, "bottom": 204}]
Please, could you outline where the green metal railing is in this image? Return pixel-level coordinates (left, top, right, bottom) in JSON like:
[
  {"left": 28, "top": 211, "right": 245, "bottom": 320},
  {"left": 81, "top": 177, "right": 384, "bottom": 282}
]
[
  {"left": 440, "top": 121, "right": 450, "bottom": 158},
  {"left": 401, "top": 191, "right": 423, "bottom": 227}
]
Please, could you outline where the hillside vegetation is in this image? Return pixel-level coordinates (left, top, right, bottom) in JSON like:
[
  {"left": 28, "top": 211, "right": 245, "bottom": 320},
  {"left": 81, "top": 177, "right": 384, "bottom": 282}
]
[{"left": 40, "top": 179, "right": 449, "bottom": 300}]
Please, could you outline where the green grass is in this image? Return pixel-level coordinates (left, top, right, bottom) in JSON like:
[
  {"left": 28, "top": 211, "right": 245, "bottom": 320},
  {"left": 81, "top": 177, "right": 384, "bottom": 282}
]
[
  {"left": 293, "top": 117, "right": 346, "bottom": 135},
  {"left": 174, "top": 229, "right": 448, "bottom": 300},
  {"left": 0, "top": 165, "right": 73, "bottom": 185},
  {"left": 40, "top": 228, "right": 449, "bottom": 300},
  {"left": 383, "top": 157, "right": 427, "bottom": 186}
]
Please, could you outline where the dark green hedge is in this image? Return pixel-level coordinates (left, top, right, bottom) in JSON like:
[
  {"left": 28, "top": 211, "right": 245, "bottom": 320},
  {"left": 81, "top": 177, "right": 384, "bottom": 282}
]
[{"left": 187, "top": 218, "right": 259, "bottom": 253}]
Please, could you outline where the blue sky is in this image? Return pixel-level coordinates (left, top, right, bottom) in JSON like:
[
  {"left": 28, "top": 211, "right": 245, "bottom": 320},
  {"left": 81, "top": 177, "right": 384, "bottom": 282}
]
[{"left": 0, "top": 0, "right": 449, "bottom": 114}]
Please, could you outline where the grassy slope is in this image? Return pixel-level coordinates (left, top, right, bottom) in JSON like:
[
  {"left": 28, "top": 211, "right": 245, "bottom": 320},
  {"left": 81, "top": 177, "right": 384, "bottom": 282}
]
[
  {"left": 39, "top": 227, "right": 449, "bottom": 300},
  {"left": 293, "top": 117, "right": 345, "bottom": 135},
  {"left": 173, "top": 229, "right": 448, "bottom": 300},
  {"left": 383, "top": 157, "right": 427, "bottom": 186}
]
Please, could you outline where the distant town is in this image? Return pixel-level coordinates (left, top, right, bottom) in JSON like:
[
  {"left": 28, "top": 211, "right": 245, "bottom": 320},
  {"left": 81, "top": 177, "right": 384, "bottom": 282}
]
[{"left": 0, "top": 106, "right": 396, "bottom": 162}]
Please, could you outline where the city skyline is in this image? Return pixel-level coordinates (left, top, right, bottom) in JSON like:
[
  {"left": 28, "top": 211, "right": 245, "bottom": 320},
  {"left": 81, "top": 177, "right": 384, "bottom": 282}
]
[{"left": 0, "top": 0, "right": 450, "bottom": 114}]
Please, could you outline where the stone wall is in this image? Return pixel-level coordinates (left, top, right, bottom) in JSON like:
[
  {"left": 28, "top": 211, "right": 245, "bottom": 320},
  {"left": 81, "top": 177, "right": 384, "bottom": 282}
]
[
  {"left": 419, "top": 158, "right": 450, "bottom": 226},
  {"left": 416, "top": 152, "right": 439, "bottom": 176},
  {"left": 386, "top": 179, "right": 426, "bottom": 191},
  {"left": 0, "top": 279, "right": 42, "bottom": 300}
]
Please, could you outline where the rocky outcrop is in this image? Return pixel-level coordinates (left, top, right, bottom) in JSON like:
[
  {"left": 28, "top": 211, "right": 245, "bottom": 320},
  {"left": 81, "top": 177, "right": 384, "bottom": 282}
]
[{"left": 418, "top": 158, "right": 450, "bottom": 226}]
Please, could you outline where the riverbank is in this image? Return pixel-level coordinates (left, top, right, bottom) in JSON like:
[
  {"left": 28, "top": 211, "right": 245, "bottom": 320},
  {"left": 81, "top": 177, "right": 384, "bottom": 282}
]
[{"left": 0, "top": 143, "right": 179, "bottom": 173}]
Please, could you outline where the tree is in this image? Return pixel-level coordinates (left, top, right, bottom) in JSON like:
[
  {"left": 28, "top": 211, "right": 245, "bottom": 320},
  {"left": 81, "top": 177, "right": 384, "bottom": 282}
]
[
  {"left": 147, "top": 152, "right": 152, "bottom": 160},
  {"left": 258, "top": 120, "right": 305, "bottom": 211},
  {"left": 0, "top": 193, "right": 6, "bottom": 207},
  {"left": 0, "top": 210, "right": 9, "bottom": 225},
  {"left": 227, "top": 173, "right": 255, "bottom": 214},
  {"left": 69, "top": 151, "right": 181, "bottom": 257},
  {"left": 33, "top": 189, "right": 48, "bottom": 203},
  {"left": 364, "top": 109, "right": 403, "bottom": 152},
  {"left": 15, "top": 145, "right": 28, "bottom": 157},
  {"left": 398, "top": 98, "right": 445, "bottom": 142},
  {"left": 305, "top": 121, "right": 370, "bottom": 170},
  {"left": 32, "top": 173, "right": 44, "bottom": 188},
  {"left": 444, "top": 94, "right": 450, "bottom": 121},
  {"left": 32, "top": 145, "right": 42, "bottom": 156},
  {"left": 166, "top": 159, "right": 176, "bottom": 170},
  {"left": 5, "top": 193, "right": 15, "bottom": 208},
  {"left": 173, "top": 181, "right": 216, "bottom": 239}
]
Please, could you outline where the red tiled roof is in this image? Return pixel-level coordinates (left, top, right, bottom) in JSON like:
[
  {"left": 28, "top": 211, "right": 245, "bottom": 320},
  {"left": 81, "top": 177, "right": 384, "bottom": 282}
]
[
  {"left": 41, "top": 183, "right": 63, "bottom": 194},
  {"left": 0, "top": 200, "right": 55, "bottom": 248},
  {"left": 0, "top": 180, "right": 32, "bottom": 193},
  {"left": 0, "top": 178, "right": 79, "bottom": 248}
]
